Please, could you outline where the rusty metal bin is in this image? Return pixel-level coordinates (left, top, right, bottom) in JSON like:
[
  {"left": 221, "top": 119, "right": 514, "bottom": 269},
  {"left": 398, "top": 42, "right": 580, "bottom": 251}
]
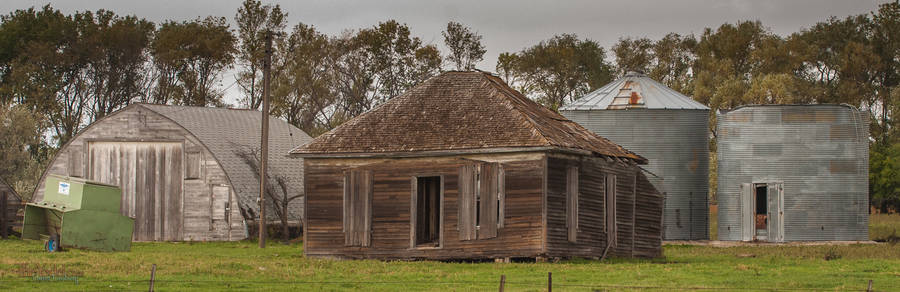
[{"left": 22, "top": 175, "right": 134, "bottom": 252}]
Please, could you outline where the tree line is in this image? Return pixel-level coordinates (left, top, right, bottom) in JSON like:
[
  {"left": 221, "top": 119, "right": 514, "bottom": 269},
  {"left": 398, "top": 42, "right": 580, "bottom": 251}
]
[{"left": 1, "top": 1, "right": 898, "bottom": 210}]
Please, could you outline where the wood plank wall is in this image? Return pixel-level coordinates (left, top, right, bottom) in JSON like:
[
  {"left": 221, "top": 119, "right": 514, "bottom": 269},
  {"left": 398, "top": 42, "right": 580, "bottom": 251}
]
[
  {"left": 545, "top": 154, "right": 663, "bottom": 258},
  {"left": 304, "top": 154, "right": 544, "bottom": 260},
  {"left": 33, "top": 107, "right": 246, "bottom": 241},
  {"left": 1, "top": 183, "right": 23, "bottom": 236},
  {"left": 89, "top": 142, "right": 185, "bottom": 241}
]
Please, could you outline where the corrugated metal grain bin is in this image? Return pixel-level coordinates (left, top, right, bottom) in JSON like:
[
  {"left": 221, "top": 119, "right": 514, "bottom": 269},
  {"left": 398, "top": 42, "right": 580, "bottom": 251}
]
[
  {"left": 561, "top": 72, "right": 710, "bottom": 240},
  {"left": 23, "top": 175, "right": 134, "bottom": 251},
  {"left": 716, "top": 104, "right": 869, "bottom": 242}
]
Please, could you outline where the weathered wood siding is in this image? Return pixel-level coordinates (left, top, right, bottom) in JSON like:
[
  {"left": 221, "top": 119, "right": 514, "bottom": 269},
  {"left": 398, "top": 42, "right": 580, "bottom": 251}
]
[
  {"left": 34, "top": 107, "right": 246, "bottom": 241},
  {"left": 545, "top": 154, "right": 663, "bottom": 258},
  {"left": 1, "top": 182, "right": 23, "bottom": 236},
  {"left": 89, "top": 142, "right": 184, "bottom": 241},
  {"left": 303, "top": 153, "right": 545, "bottom": 260}
]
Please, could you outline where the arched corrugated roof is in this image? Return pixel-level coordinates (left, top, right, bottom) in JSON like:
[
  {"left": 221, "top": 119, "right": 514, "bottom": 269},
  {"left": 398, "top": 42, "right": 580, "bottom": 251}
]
[{"left": 137, "top": 104, "right": 313, "bottom": 221}]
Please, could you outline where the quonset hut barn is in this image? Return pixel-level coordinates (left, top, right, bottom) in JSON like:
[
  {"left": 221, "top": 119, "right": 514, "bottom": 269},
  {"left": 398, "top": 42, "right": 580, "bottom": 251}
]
[
  {"left": 33, "top": 104, "right": 312, "bottom": 241},
  {"left": 561, "top": 72, "right": 710, "bottom": 240},
  {"left": 716, "top": 104, "right": 869, "bottom": 242},
  {"left": 293, "top": 71, "right": 664, "bottom": 260}
]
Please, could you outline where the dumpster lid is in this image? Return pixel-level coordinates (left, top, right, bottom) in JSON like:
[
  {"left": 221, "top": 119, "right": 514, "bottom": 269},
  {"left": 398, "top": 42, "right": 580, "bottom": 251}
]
[
  {"left": 47, "top": 174, "right": 121, "bottom": 188},
  {"left": 25, "top": 201, "right": 73, "bottom": 212}
]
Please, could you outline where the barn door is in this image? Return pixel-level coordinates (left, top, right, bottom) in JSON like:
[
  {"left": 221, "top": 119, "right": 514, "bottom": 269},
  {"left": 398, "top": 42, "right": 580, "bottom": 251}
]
[
  {"left": 210, "top": 185, "right": 230, "bottom": 233},
  {"left": 89, "top": 142, "right": 184, "bottom": 241},
  {"left": 767, "top": 183, "right": 784, "bottom": 242},
  {"left": 740, "top": 183, "right": 753, "bottom": 241}
]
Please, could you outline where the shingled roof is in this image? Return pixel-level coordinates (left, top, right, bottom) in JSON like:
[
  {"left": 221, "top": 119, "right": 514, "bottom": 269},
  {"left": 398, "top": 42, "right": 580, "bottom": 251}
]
[
  {"left": 137, "top": 104, "right": 313, "bottom": 221},
  {"left": 291, "top": 71, "right": 646, "bottom": 163}
]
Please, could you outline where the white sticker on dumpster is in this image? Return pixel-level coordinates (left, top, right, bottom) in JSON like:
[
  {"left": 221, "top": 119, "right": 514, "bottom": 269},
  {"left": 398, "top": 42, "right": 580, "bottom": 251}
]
[{"left": 58, "top": 182, "right": 70, "bottom": 195}]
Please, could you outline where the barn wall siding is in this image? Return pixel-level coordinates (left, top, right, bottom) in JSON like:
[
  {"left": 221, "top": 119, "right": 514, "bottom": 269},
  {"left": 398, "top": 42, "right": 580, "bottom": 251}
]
[
  {"left": 303, "top": 153, "right": 545, "bottom": 260},
  {"left": 1, "top": 182, "right": 23, "bottom": 235},
  {"left": 33, "top": 107, "right": 246, "bottom": 241},
  {"left": 545, "top": 154, "right": 662, "bottom": 258}
]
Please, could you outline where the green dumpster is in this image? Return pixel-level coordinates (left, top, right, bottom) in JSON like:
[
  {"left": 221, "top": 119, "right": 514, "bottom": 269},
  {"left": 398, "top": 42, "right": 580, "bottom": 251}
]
[{"left": 23, "top": 175, "right": 134, "bottom": 252}]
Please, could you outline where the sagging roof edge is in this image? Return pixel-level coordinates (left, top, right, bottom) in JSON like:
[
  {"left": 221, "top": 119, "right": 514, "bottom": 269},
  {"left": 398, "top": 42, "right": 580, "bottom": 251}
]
[{"left": 291, "top": 146, "right": 648, "bottom": 164}]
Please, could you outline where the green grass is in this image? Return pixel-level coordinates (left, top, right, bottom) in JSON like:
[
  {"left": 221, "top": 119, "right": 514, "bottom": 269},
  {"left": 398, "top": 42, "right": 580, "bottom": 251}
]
[
  {"left": 871, "top": 213, "right": 900, "bottom": 242},
  {"left": 0, "top": 239, "right": 898, "bottom": 291}
]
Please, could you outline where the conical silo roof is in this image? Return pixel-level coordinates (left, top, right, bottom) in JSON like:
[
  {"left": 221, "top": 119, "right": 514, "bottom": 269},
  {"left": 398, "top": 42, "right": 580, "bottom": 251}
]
[{"left": 561, "top": 71, "right": 709, "bottom": 110}]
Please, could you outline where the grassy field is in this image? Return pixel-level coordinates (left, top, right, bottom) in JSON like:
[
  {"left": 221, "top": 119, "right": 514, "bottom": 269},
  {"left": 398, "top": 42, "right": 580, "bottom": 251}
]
[
  {"left": 0, "top": 239, "right": 898, "bottom": 291},
  {"left": 1, "top": 212, "right": 897, "bottom": 291}
]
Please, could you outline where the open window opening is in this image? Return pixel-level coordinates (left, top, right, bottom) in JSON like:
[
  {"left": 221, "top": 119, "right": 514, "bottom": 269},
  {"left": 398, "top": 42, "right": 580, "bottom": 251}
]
[{"left": 415, "top": 176, "right": 441, "bottom": 247}]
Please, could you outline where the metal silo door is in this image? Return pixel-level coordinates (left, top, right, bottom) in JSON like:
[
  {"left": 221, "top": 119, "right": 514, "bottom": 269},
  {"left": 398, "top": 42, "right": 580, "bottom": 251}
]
[
  {"left": 740, "top": 183, "right": 753, "bottom": 241},
  {"left": 767, "top": 183, "right": 784, "bottom": 242}
]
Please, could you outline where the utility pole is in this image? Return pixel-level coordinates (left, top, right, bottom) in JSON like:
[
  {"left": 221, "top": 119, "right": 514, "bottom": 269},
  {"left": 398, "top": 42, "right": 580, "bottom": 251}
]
[{"left": 259, "top": 31, "right": 272, "bottom": 248}]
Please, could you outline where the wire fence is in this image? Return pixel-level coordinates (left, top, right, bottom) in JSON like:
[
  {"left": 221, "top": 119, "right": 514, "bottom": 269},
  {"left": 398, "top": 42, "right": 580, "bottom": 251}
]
[{"left": 0, "top": 272, "right": 881, "bottom": 292}]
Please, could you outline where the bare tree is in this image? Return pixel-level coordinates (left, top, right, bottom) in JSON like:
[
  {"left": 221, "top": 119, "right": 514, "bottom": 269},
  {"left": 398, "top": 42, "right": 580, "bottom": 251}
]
[{"left": 234, "top": 146, "right": 301, "bottom": 243}]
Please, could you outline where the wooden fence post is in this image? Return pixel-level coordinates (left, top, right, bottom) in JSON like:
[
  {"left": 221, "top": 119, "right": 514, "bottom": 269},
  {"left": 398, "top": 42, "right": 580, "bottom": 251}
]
[
  {"left": 149, "top": 264, "right": 156, "bottom": 292},
  {"left": 867, "top": 280, "right": 873, "bottom": 292},
  {"left": 498, "top": 274, "right": 505, "bottom": 292},
  {"left": 547, "top": 272, "right": 552, "bottom": 292}
]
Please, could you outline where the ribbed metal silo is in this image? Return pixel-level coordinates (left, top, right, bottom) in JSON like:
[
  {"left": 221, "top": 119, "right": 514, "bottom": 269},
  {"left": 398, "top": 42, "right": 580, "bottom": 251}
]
[
  {"left": 561, "top": 72, "right": 710, "bottom": 240},
  {"left": 716, "top": 104, "right": 869, "bottom": 242}
]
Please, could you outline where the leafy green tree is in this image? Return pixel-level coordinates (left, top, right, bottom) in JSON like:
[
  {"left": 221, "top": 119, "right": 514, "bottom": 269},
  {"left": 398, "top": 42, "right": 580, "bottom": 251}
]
[
  {"left": 151, "top": 17, "right": 236, "bottom": 106},
  {"left": 80, "top": 10, "right": 155, "bottom": 120},
  {"left": 0, "top": 6, "right": 89, "bottom": 145},
  {"left": 495, "top": 52, "right": 519, "bottom": 85},
  {"left": 330, "top": 20, "right": 442, "bottom": 117},
  {"left": 870, "top": 141, "right": 900, "bottom": 213},
  {"left": 498, "top": 34, "right": 613, "bottom": 110},
  {"left": 742, "top": 73, "right": 813, "bottom": 105},
  {"left": 693, "top": 21, "right": 770, "bottom": 110},
  {"left": 872, "top": 1, "right": 900, "bottom": 143},
  {"left": 271, "top": 23, "right": 337, "bottom": 136},
  {"left": 357, "top": 20, "right": 442, "bottom": 101},
  {"left": 0, "top": 105, "right": 47, "bottom": 198},
  {"left": 235, "top": 0, "right": 286, "bottom": 110},
  {"left": 612, "top": 37, "right": 653, "bottom": 75},
  {"left": 793, "top": 15, "right": 878, "bottom": 106},
  {"left": 650, "top": 33, "right": 696, "bottom": 94},
  {"left": 442, "top": 21, "right": 486, "bottom": 71}
]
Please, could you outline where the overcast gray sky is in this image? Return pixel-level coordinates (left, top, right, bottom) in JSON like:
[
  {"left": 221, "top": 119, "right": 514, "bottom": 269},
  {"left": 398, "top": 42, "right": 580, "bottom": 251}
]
[{"left": 1, "top": 0, "right": 886, "bottom": 105}]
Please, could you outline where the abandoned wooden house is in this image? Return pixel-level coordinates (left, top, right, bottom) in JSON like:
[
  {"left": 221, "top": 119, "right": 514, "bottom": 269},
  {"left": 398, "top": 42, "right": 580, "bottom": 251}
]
[
  {"left": 1, "top": 178, "right": 23, "bottom": 238},
  {"left": 33, "top": 104, "right": 312, "bottom": 241},
  {"left": 292, "top": 71, "right": 664, "bottom": 260}
]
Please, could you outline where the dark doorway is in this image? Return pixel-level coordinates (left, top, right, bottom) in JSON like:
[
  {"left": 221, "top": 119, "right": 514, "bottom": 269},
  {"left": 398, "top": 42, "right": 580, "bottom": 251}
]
[
  {"left": 416, "top": 176, "right": 441, "bottom": 246},
  {"left": 754, "top": 184, "right": 768, "bottom": 232}
]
